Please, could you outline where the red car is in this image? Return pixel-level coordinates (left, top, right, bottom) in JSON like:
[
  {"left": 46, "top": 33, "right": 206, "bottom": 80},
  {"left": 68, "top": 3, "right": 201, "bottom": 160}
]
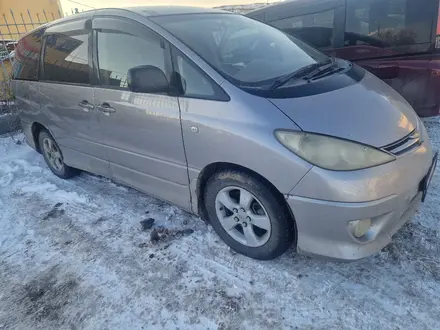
[{"left": 248, "top": 0, "right": 440, "bottom": 117}]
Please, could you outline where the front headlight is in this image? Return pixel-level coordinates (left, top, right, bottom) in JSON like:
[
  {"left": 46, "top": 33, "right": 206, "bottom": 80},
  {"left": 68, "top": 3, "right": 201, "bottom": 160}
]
[{"left": 275, "top": 130, "right": 396, "bottom": 171}]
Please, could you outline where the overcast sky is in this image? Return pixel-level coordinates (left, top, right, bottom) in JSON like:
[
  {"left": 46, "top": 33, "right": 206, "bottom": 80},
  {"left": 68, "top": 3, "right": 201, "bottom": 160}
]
[{"left": 60, "top": 0, "right": 273, "bottom": 14}]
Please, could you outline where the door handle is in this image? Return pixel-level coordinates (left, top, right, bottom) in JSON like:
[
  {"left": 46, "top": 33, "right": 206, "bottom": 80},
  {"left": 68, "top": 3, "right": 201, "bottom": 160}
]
[
  {"left": 97, "top": 103, "right": 116, "bottom": 114},
  {"left": 78, "top": 100, "right": 95, "bottom": 110}
]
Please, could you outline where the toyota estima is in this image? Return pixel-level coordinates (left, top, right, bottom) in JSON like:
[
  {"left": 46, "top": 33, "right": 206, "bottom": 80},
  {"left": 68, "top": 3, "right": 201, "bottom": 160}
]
[{"left": 12, "top": 7, "right": 437, "bottom": 260}]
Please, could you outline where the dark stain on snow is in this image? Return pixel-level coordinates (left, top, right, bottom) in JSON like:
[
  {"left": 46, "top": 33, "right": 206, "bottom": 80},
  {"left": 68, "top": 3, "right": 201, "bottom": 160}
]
[
  {"left": 140, "top": 218, "right": 155, "bottom": 231},
  {"left": 150, "top": 227, "right": 194, "bottom": 245},
  {"left": 19, "top": 267, "right": 79, "bottom": 323},
  {"left": 42, "top": 204, "right": 65, "bottom": 221}
]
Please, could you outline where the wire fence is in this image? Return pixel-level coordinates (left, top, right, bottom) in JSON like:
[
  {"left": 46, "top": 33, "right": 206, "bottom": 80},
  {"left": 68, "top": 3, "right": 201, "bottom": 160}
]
[{"left": 1, "top": 9, "right": 62, "bottom": 40}]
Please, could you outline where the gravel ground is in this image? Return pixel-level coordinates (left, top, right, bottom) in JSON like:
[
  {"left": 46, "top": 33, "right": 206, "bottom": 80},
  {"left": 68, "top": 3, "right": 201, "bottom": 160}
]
[{"left": 0, "top": 118, "right": 439, "bottom": 330}]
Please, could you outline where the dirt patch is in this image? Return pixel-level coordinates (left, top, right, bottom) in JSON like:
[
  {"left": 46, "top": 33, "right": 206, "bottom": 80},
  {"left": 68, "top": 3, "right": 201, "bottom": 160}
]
[
  {"left": 42, "top": 204, "right": 65, "bottom": 221},
  {"left": 216, "top": 289, "right": 243, "bottom": 314},
  {"left": 140, "top": 218, "right": 155, "bottom": 231},
  {"left": 150, "top": 227, "right": 194, "bottom": 244},
  {"left": 16, "top": 266, "right": 80, "bottom": 324}
]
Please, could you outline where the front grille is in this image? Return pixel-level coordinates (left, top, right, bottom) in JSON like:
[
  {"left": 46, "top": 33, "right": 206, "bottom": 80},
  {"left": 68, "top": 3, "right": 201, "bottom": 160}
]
[{"left": 382, "top": 129, "right": 423, "bottom": 156}]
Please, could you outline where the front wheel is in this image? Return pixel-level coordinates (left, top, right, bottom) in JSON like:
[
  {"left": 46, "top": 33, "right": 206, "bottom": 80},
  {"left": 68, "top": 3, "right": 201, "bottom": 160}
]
[{"left": 204, "top": 170, "right": 295, "bottom": 260}]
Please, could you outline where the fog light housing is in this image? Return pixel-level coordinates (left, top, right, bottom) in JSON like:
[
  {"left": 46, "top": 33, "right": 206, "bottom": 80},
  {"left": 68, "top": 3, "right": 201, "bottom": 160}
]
[{"left": 350, "top": 219, "right": 372, "bottom": 238}]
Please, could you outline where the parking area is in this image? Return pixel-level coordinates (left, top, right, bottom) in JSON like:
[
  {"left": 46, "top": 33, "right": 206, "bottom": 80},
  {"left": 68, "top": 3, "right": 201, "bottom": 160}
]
[{"left": 0, "top": 117, "right": 439, "bottom": 329}]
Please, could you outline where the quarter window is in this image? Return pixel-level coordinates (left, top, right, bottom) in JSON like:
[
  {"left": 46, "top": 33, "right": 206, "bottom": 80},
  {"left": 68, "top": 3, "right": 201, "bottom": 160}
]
[
  {"left": 96, "top": 29, "right": 166, "bottom": 90},
  {"left": 43, "top": 32, "right": 89, "bottom": 84},
  {"left": 346, "top": 0, "right": 433, "bottom": 48},
  {"left": 174, "top": 51, "right": 217, "bottom": 99},
  {"left": 272, "top": 10, "right": 335, "bottom": 48},
  {"left": 13, "top": 28, "right": 45, "bottom": 81}
]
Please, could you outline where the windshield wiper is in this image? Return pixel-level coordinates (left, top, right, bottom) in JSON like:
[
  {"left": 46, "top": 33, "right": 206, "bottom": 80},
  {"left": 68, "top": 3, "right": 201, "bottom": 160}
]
[
  {"left": 302, "top": 60, "right": 340, "bottom": 81},
  {"left": 269, "top": 59, "right": 335, "bottom": 90}
]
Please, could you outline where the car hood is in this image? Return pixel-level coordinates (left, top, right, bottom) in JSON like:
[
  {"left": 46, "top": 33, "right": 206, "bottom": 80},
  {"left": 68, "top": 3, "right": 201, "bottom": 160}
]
[{"left": 269, "top": 71, "right": 418, "bottom": 147}]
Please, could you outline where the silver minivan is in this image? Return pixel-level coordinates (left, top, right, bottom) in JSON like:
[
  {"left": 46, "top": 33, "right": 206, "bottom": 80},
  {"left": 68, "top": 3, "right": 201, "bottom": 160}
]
[{"left": 12, "top": 7, "right": 437, "bottom": 260}]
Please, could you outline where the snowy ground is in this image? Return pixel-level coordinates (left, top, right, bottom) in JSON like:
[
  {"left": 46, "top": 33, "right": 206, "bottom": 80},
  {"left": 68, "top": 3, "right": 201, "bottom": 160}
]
[{"left": 0, "top": 118, "right": 439, "bottom": 330}]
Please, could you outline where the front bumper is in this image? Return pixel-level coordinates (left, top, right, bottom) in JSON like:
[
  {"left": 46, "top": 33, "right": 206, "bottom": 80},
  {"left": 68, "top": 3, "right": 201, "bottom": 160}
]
[
  {"left": 286, "top": 188, "right": 422, "bottom": 260},
  {"left": 286, "top": 122, "right": 434, "bottom": 260}
]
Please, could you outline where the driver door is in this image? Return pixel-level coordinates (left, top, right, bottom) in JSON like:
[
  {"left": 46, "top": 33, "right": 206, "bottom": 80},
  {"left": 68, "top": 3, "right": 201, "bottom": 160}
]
[{"left": 92, "top": 16, "right": 191, "bottom": 209}]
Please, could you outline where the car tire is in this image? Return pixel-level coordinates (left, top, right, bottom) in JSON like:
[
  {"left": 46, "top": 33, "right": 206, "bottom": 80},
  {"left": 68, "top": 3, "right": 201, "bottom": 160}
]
[
  {"left": 38, "top": 129, "right": 79, "bottom": 179},
  {"left": 204, "top": 169, "right": 295, "bottom": 260}
]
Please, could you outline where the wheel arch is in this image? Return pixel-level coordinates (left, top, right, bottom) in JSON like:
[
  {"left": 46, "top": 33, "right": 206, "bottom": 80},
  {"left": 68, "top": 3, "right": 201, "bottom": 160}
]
[
  {"left": 31, "top": 122, "right": 47, "bottom": 153},
  {"left": 194, "top": 162, "right": 296, "bottom": 228}
]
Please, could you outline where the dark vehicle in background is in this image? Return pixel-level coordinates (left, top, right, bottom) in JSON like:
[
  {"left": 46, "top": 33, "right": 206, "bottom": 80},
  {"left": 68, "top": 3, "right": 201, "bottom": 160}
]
[{"left": 248, "top": 0, "right": 440, "bottom": 117}]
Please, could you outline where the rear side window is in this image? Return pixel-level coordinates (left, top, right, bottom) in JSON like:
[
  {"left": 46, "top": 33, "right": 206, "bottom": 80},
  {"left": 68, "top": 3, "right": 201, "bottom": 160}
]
[
  {"left": 346, "top": 0, "right": 434, "bottom": 48},
  {"left": 43, "top": 32, "right": 90, "bottom": 84},
  {"left": 13, "top": 28, "right": 45, "bottom": 81},
  {"left": 272, "top": 10, "right": 335, "bottom": 49}
]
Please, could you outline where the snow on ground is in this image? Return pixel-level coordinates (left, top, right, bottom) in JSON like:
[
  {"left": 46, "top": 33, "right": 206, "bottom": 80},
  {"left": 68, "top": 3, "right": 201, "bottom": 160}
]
[{"left": 0, "top": 118, "right": 439, "bottom": 330}]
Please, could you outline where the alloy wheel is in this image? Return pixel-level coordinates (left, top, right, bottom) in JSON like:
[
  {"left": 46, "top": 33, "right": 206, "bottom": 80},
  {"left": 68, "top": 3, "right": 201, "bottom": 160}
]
[
  {"left": 42, "top": 137, "right": 64, "bottom": 172},
  {"left": 215, "top": 186, "right": 272, "bottom": 247}
]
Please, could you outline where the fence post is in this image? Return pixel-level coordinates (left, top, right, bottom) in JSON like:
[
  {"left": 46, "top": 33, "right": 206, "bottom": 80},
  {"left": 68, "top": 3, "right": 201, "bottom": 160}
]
[
  {"left": 0, "top": 30, "right": 13, "bottom": 62},
  {"left": 0, "top": 32, "right": 10, "bottom": 79},
  {"left": 36, "top": 13, "right": 42, "bottom": 26},
  {"left": 43, "top": 10, "right": 49, "bottom": 23},
  {"left": 20, "top": 13, "right": 28, "bottom": 34},
  {"left": 0, "top": 30, "right": 13, "bottom": 114},
  {"left": 27, "top": 10, "right": 36, "bottom": 30},
  {"left": 2, "top": 14, "right": 13, "bottom": 40},
  {"left": 9, "top": 9, "right": 21, "bottom": 39}
]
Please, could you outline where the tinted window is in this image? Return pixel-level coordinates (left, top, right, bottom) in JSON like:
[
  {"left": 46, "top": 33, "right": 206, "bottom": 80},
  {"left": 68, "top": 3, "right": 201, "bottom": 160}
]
[
  {"left": 97, "top": 29, "right": 166, "bottom": 89},
  {"left": 152, "top": 14, "right": 329, "bottom": 89},
  {"left": 174, "top": 50, "right": 228, "bottom": 100},
  {"left": 13, "top": 28, "right": 45, "bottom": 81},
  {"left": 346, "top": 0, "right": 433, "bottom": 47},
  {"left": 272, "top": 10, "right": 335, "bottom": 48},
  {"left": 43, "top": 32, "right": 89, "bottom": 84}
]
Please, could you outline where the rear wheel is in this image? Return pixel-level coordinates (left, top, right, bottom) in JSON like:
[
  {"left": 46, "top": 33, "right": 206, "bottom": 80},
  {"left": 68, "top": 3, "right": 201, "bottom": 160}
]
[
  {"left": 204, "top": 169, "right": 295, "bottom": 260},
  {"left": 38, "top": 130, "right": 79, "bottom": 179}
]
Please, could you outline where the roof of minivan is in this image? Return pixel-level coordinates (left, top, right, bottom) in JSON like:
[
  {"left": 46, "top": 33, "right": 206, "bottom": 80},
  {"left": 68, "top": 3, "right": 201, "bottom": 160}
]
[
  {"left": 125, "top": 6, "right": 228, "bottom": 17},
  {"left": 18, "top": 6, "right": 228, "bottom": 40},
  {"left": 37, "top": 6, "right": 228, "bottom": 31}
]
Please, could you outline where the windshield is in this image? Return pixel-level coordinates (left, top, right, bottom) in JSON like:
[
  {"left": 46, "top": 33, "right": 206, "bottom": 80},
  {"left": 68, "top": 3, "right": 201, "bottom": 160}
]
[{"left": 152, "top": 14, "right": 329, "bottom": 88}]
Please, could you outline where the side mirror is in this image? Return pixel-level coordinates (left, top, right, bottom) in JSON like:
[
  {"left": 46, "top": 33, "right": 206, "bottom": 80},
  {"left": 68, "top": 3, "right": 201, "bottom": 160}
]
[{"left": 127, "top": 65, "right": 170, "bottom": 94}]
